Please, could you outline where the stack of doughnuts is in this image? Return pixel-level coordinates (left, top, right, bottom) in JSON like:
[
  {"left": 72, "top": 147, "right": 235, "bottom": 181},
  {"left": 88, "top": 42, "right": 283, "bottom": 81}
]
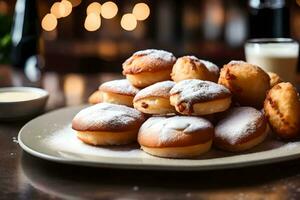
[{"left": 73, "top": 49, "right": 300, "bottom": 159}]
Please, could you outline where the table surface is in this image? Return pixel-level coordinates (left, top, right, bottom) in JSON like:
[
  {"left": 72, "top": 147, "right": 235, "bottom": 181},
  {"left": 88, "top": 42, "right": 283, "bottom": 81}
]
[{"left": 1, "top": 67, "right": 300, "bottom": 200}]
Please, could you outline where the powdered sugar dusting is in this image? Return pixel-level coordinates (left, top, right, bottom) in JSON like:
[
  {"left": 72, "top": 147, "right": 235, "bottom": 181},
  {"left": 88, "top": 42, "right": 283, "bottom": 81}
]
[
  {"left": 229, "top": 60, "right": 247, "bottom": 65},
  {"left": 134, "top": 49, "right": 176, "bottom": 62},
  {"left": 215, "top": 107, "right": 264, "bottom": 145},
  {"left": 185, "top": 55, "right": 219, "bottom": 75},
  {"left": 200, "top": 59, "right": 219, "bottom": 75},
  {"left": 170, "top": 79, "right": 231, "bottom": 104},
  {"left": 139, "top": 116, "right": 213, "bottom": 145},
  {"left": 72, "top": 103, "right": 144, "bottom": 131},
  {"left": 134, "top": 81, "right": 175, "bottom": 101},
  {"left": 185, "top": 55, "right": 200, "bottom": 62},
  {"left": 45, "top": 124, "right": 150, "bottom": 159},
  {"left": 99, "top": 79, "right": 139, "bottom": 95}
]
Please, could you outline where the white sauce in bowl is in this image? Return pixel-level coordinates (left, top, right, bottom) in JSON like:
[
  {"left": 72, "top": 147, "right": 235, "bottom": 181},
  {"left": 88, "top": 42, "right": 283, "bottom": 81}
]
[{"left": 0, "top": 91, "right": 42, "bottom": 102}]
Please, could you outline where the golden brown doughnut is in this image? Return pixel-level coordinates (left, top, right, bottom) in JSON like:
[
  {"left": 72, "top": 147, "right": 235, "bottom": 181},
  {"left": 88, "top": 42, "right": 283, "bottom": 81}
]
[
  {"left": 72, "top": 103, "right": 145, "bottom": 145},
  {"left": 171, "top": 56, "right": 219, "bottom": 82},
  {"left": 267, "top": 72, "right": 282, "bottom": 88},
  {"left": 88, "top": 90, "right": 101, "bottom": 104},
  {"left": 138, "top": 116, "right": 214, "bottom": 158},
  {"left": 218, "top": 60, "right": 270, "bottom": 108},
  {"left": 98, "top": 79, "right": 139, "bottom": 107},
  {"left": 170, "top": 79, "right": 232, "bottom": 115},
  {"left": 133, "top": 81, "right": 175, "bottom": 114},
  {"left": 122, "top": 49, "right": 176, "bottom": 88},
  {"left": 264, "top": 82, "right": 300, "bottom": 139},
  {"left": 214, "top": 107, "right": 268, "bottom": 152}
]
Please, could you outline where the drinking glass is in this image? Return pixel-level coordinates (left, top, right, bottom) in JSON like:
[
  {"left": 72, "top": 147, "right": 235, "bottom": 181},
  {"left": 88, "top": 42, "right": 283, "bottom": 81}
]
[{"left": 245, "top": 38, "right": 299, "bottom": 83}]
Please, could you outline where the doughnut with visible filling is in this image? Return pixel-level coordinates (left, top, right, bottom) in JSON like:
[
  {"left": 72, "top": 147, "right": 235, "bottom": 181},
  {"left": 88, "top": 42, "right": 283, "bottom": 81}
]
[
  {"left": 218, "top": 60, "right": 270, "bottom": 108},
  {"left": 171, "top": 56, "right": 219, "bottom": 82},
  {"left": 98, "top": 79, "right": 139, "bottom": 107},
  {"left": 88, "top": 90, "right": 101, "bottom": 104},
  {"left": 170, "top": 79, "right": 232, "bottom": 115},
  {"left": 122, "top": 49, "right": 176, "bottom": 88},
  {"left": 267, "top": 72, "right": 282, "bottom": 88},
  {"left": 138, "top": 116, "right": 214, "bottom": 158},
  {"left": 214, "top": 107, "right": 268, "bottom": 152},
  {"left": 72, "top": 103, "right": 145, "bottom": 145},
  {"left": 264, "top": 82, "right": 300, "bottom": 139},
  {"left": 133, "top": 81, "right": 175, "bottom": 114}
]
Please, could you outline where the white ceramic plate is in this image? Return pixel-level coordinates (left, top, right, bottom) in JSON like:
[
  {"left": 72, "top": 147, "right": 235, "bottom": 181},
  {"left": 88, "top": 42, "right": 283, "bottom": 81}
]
[{"left": 18, "top": 105, "right": 300, "bottom": 171}]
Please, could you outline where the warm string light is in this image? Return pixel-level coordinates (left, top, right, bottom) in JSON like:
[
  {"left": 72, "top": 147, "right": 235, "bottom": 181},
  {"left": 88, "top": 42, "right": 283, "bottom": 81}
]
[
  {"left": 41, "top": 14, "right": 57, "bottom": 31},
  {"left": 84, "top": 13, "right": 101, "bottom": 31},
  {"left": 132, "top": 3, "right": 150, "bottom": 21},
  {"left": 120, "top": 2, "right": 150, "bottom": 31},
  {"left": 42, "top": 0, "right": 73, "bottom": 31},
  {"left": 120, "top": 13, "right": 137, "bottom": 31},
  {"left": 42, "top": 1, "right": 151, "bottom": 32},
  {"left": 84, "top": 2, "right": 102, "bottom": 31},
  {"left": 50, "top": 2, "right": 65, "bottom": 18},
  {"left": 101, "top": 1, "right": 118, "bottom": 19},
  {"left": 86, "top": 2, "right": 101, "bottom": 15},
  {"left": 61, "top": 0, "right": 72, "bottom": 17}
]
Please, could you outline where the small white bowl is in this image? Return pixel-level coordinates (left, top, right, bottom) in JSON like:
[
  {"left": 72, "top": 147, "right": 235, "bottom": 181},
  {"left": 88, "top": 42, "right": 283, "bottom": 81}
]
[{"left": 0, "top": 87, "right": 49, "bottom": 121}]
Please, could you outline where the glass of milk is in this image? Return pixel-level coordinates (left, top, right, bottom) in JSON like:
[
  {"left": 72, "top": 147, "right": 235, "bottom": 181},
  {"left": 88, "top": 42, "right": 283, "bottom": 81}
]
[{"left": 245, "top": 38, "right": 299, "bottom": 83}]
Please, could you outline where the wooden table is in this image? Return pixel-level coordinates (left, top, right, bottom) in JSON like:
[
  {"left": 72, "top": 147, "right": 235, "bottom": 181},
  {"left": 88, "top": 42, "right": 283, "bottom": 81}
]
[{"left": 1, "top": 67, "right": 300, "bottom": 200}]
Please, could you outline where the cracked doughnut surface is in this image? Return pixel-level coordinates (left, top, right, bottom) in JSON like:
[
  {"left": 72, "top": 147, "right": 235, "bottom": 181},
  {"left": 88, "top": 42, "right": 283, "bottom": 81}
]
[
  {"left": 218, "top": 60, "right": 270, "bottom": 108},
  {"left": 264, "top": 82, "right": 300, "bottom": 139},
  {"left": 171, "top": 56, "right": 219, "bottom": 83}
]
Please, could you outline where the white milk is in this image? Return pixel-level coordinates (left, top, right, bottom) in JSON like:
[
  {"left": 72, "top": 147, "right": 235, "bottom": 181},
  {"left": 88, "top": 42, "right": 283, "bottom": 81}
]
[
  {"left": 0, "top": 91, "right": 41, "bottom": 102},
  {"left": 245, "top": 42, "right": 299, "bottom": 83}
]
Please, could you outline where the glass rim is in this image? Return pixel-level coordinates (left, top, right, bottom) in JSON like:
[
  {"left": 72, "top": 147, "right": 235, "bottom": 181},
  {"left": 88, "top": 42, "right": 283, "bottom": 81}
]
[{"left": 246, "top": 38, "right": 298, "bottom": 44}]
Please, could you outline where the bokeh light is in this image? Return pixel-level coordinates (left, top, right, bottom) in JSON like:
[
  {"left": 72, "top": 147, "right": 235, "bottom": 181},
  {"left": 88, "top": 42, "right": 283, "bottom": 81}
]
[
  {"left": 84, "top": 13, "right": 101, "bottom": 31},
  {"left": 50, "top": 2, "right": 65, "bottom": 18},
  {"left": 41, "top": 14, "right": 58, "bottom": 31},
  {"left": 120, "top": 13, "right": 137, "bottom": 31},
  {"left": 101, "top": 1, "right": 118, "bottom": 19},
  {"left": 87, "top": 2, "right": 101, "bottom": 15},
  {"left": 64, "top": 74, "right": 85, "bottom": 106},
  {"left": 132, "top": 3, "right": 150, "bottom": 21},
  {"left": 61, "top": 0, "right": 72, "bottom": 17}
]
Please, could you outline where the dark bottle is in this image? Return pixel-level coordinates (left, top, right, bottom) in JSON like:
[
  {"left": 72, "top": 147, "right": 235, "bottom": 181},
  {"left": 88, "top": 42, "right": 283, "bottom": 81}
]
[
  {"left": 11, "top": 0, "right": 40, "bottom": 69},
  {"left": 248, "top": 0, "right": 290, "bottom": 38}
]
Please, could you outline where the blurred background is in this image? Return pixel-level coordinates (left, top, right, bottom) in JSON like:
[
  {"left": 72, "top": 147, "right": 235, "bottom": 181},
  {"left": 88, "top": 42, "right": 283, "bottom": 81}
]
[{"left": 0, "top": 0, "right": 300, "bottom": 74}]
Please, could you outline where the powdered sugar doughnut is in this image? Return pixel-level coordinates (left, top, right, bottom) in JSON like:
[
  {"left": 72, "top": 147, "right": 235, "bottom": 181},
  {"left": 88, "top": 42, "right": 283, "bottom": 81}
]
[
  {"left": 72, "top": 103, "right": 145, "bottom": 145},
  {"left": 99, "top": 79, "right": 139, "bottom": 107},
  {"left": 138, "top": 116, "right": 214, "bottom": 158},
  {"left": 133, "top": 81, "right": 175, "bottom": 114},
  {"left": 123, "top": 49, "right": 176, "bottom": 88},
  {"left": 214, "top": 107, "right": 268, "bottom": 152},
  {"left": 170, "top": 79, "right": 232, "bottom": 115},
  {"left": 171, "top": 56, "right": 219, "bottom": 82}
]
